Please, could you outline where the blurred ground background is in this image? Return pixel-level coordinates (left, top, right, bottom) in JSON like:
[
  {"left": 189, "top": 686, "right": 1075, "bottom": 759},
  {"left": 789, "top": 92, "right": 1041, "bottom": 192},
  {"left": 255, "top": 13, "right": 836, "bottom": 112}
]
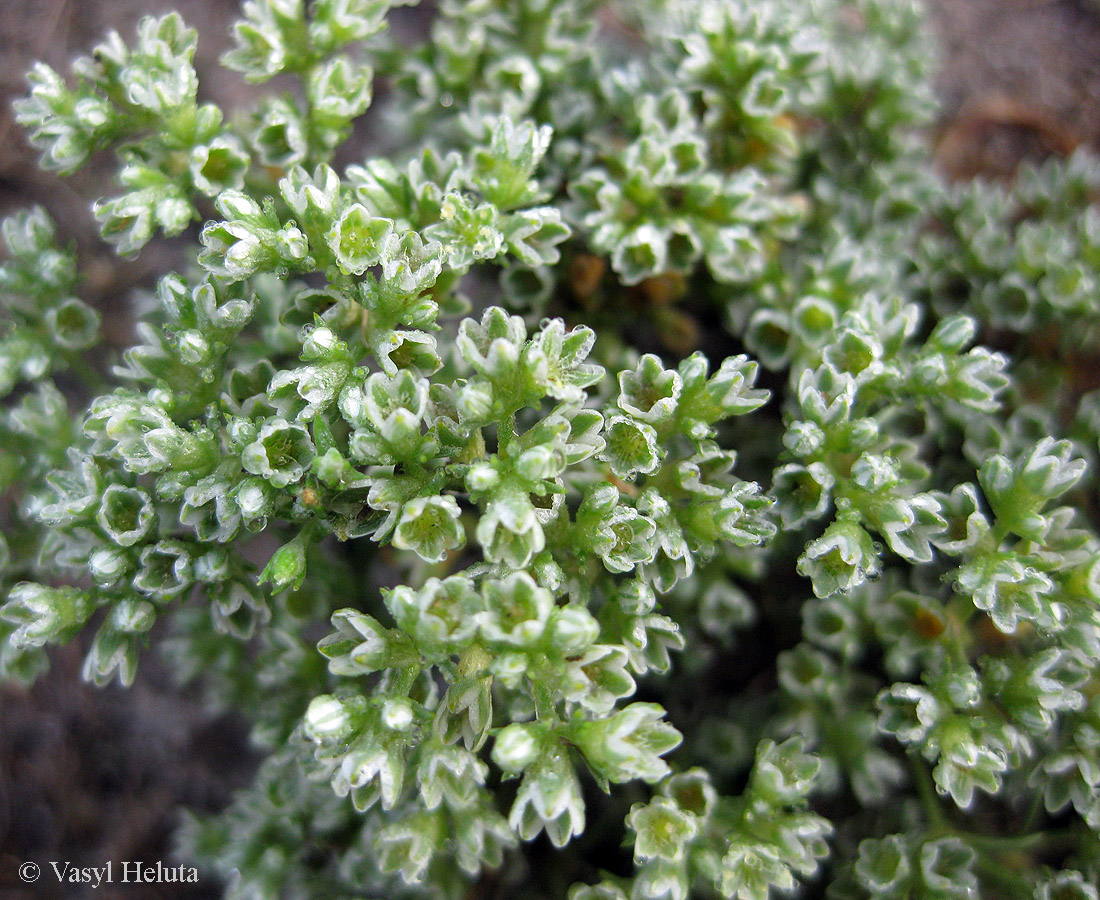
[{"left": 2, "top": 0, "right": 1100, "bottom": 897}]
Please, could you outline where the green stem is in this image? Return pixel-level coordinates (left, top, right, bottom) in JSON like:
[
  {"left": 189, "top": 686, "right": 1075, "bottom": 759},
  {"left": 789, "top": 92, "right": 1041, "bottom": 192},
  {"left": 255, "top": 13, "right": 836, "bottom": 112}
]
[
  {"left": 530, "top": 676, "right": 557, "bottom": 723},
  {"left": 971, "top": 854, "right": 1033, "bottom": 898},
  {"left": 910, "top": 755, "right": 949, "bottom": 832},
  {"left": 388, "top": 664, "right": 420, "bottom": 698},
  {"left": 944, "top": 594, "right": 974, "bottom": 667},
  {"left": 960, "top": 826, "right": 1078, "bottom": 855},
  {"left": 62, "top": 352, "right": 107, "bottom": 393},
  {"left": 497, "top": 414, "right": 517, "bottom": 452},
  {"left": 988, "top": 520, "right": 1010, "bottom": 549},
  {"left": 1017, "top": 783, "right": 1046, "bottom": 834}
]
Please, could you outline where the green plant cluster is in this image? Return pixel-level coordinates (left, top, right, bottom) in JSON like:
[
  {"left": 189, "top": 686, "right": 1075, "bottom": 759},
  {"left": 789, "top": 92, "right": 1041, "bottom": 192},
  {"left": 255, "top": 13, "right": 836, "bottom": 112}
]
[{"left": 2, "top": 0, "right": 1099, "bottom": 898}]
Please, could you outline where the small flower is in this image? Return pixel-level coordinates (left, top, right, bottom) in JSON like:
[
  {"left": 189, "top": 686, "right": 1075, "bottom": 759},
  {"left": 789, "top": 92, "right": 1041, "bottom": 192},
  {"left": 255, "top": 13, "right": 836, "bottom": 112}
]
[
  {"left": 796, "top": 516, "right": 881, "bottom": 598},
  {"left": 392, "top": 495, "right": 465, "bottom": 562},
  {"left": 385, "top": 576, "right": 480, "bottom": 656},
  {"left": 2, "top": 583, "right": 94, "bottom": 647},
  {"left": 492, "top": 722, "right": 546, "bottom": 774},
  {"left": 258, "top": 531, "right": 308, "bottom": 593},
  {"left": 305, "top": 695, "right": 353, "bottom": 741},
  {"left": 509, "top": 754, "right": 586, "bottom": 847},
  {"left": 46, "top": 298, "right": 100, "bottom": 350},
  {"left": 319, "top": 609, "right": 417, "bottom": 675},
  {"left": 618, "top": 354, "right": 682, "bottom": 424},
  {"left": 132, "top": 540, "right": 192, "bottom": 600},
  {"left": 189, "top": 135, "right": 249, "bottom": 196},
  {"left": 327, "top": 203, "right": 394, "bottom": 274},
  {"left": 479, "top": 572, "right": 555, "bottom": 647},
  {"left": 456, "top": 306, "right": 530, "bottom": 379},
  {"left": 560, "top": 645, "right": 636, "bottom": 714},
  {"left": 96, "top": 484, "right": 155, "bottom": 547},
  {"left": 88, "top": 547, "right": 131, "bottom": 586},
  {"left": 628, "top": 796, "right": 698, "bottom": 863},
  {"left": 199, "top": 220, "right": 267, "bottom": 279},
  {"left": 241, "top": 418, "right": 315, "bottom": 487},
  {"left": 340, "top": 735, "right": 408, "bottom": 812},
  {"left": 599, "top": 416, "right": 661, "bottom": 480},
  {"left": 530, "top": 319, "right": 603, "bottom": 403},
  {"left": 855, "top": 835, "right": 912, "bottom": 894},
  {"left": 573, "top": 702, "right": 681, "bottom": 784},
  {"left": 592, "top": 504, "right": 659, "bottom": 574},
  {"left": 955, "top": 554, "right": 1055, "bottom": 633},
  {"left": 418, "top": 742, "right": 489, "bottom": 810},
  {"left": 546, "top": 606, "right": 600, "bottom": 654},
  {"left": 476, "top": 490, "right": 545, "bottom": 569}
]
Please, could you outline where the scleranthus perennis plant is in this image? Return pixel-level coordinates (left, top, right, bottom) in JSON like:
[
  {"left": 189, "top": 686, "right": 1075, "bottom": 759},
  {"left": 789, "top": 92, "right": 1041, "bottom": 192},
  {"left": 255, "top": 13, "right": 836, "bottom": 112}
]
[{"left": 3, "top": 0, "right": 1100, "bottom": 897}]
